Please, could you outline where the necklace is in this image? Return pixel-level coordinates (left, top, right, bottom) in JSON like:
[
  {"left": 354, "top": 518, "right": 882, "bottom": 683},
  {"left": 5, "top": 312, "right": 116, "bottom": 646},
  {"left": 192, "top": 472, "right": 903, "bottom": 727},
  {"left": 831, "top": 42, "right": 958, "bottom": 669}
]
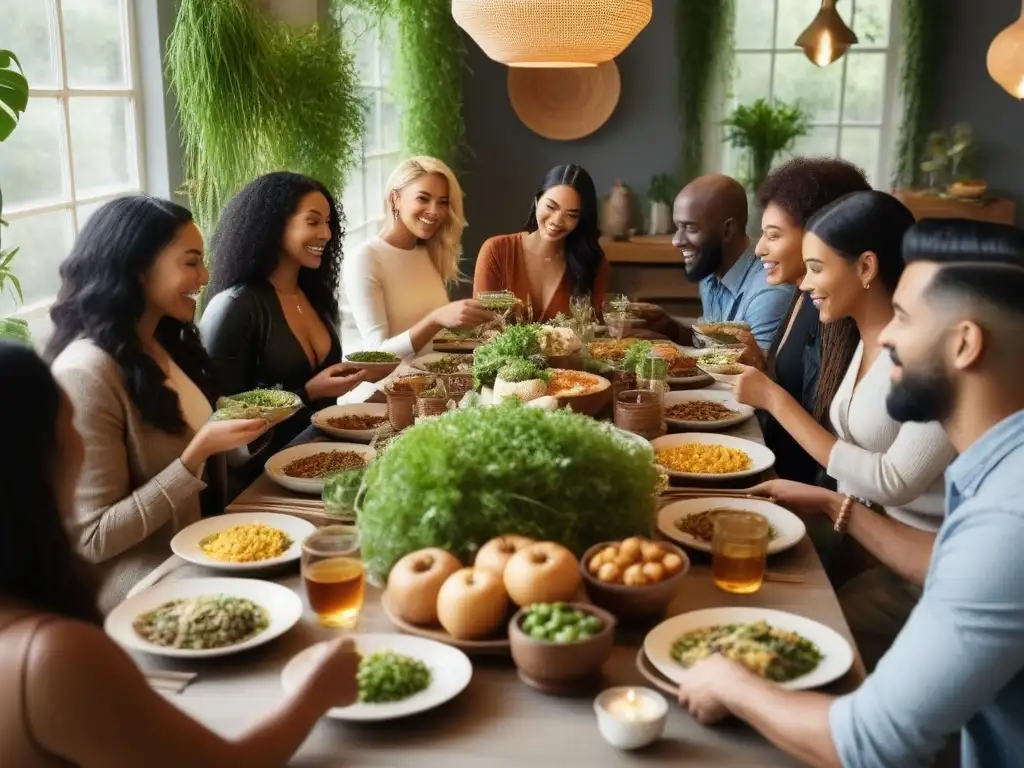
[{"left": 273, "top": 286, "right": 304, "bottom": 315}]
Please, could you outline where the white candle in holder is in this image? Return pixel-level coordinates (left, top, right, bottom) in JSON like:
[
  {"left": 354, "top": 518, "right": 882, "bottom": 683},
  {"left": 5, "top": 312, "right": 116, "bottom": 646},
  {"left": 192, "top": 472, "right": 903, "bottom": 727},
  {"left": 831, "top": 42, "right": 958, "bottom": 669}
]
[{"left": 594, "top": 686, "right": 668, "bottom": 749}]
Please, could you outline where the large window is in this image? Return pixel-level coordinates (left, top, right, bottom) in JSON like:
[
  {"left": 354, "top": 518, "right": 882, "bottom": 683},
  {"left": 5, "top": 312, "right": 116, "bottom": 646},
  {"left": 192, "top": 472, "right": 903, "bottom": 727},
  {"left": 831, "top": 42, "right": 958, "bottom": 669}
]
[
  {"left": 723, "top": 0, "right": 900, "bottom": 188},
  {"left": 339, "top": 10, "right": 401, "bottom": 253},
  {"left": 0, "top": 0, "right": 144, "bottom": 318}
]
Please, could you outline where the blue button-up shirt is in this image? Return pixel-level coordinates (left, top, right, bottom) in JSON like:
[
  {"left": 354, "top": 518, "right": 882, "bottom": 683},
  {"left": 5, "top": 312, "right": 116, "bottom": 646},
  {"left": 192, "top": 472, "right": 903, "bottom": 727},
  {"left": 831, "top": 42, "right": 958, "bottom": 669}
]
[
  {"left": 830, "top": 408, "right": 1024, "bottom": 767},
  {"left": 698, "top": 246, "right": 794, "bottom": 349}
]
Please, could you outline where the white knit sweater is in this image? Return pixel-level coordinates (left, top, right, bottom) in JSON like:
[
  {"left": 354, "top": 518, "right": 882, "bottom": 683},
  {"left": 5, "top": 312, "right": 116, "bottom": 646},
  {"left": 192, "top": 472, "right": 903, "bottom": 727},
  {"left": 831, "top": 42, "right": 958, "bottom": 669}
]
[{"left": 827, "top": 342, "right": 957, "bottom": 532}]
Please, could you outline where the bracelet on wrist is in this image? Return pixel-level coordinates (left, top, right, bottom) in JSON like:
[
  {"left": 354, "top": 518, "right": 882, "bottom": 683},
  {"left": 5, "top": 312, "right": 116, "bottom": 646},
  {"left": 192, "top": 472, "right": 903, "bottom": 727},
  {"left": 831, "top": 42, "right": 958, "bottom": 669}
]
[{"left": 833, "top": 495, "right": 856, "bottom": 533}]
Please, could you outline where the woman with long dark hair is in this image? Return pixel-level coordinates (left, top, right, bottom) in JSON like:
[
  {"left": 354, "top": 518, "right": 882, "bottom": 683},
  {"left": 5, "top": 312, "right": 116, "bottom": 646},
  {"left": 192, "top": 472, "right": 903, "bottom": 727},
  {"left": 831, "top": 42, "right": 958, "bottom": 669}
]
[
  {"left": 202, "top": 172, "right": 367, "bottom": 415},
  {"left": 473, "top": 164, "right": 610, "bottom": 322},
  {"left": 0, "top": 341, "right": 361, "bottom": 765},
  {"left": 733, "top": 191, "right": 957, "bottom": 666},
  {"left": 47, "top": 196, "right": 268, "bottom": 611},
  {"left": 745, "top": 157, "right": 872, "bottom": 485}
]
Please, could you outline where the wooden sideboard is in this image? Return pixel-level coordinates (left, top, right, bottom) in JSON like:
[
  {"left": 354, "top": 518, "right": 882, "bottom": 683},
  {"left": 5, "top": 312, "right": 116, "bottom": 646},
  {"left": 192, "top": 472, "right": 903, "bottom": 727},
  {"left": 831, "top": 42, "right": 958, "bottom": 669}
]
[
  {"left": 601, "top": 235, "right": 701, "bottom": 316},
  {"left": 892, "top": 188, "right": 1017, "bottom": 224}
]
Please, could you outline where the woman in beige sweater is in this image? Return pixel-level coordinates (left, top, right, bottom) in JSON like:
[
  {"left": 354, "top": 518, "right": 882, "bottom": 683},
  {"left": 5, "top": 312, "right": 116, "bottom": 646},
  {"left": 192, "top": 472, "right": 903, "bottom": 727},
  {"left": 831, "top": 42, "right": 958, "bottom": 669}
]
[
  {"left": 46, "top": 196, "right": 268, "bottom": 612},
  {"left": 0, "top": 341, "right": 360, "bottom": 766}
]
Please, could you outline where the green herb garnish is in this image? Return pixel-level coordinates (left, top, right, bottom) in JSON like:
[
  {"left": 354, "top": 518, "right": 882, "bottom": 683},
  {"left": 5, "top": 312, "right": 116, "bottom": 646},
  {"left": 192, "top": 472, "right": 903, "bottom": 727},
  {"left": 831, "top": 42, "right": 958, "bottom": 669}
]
[
  {"left": 497, "top": 360, "right": 546, "bottom": 383},
  {"left": 322, "top": 467, "right": 366, "bottom": 518},
  {"left": 472, "top": 323, "right": 545, "bottom": 389},
  {"left": 348, "top": 351, "right": 400, "bottom": 363}
]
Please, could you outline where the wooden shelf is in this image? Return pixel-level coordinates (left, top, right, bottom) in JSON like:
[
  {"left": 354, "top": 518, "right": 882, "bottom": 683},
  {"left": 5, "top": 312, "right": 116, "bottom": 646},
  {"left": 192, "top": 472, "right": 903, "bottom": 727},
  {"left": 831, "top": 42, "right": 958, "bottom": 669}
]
[
  {"left": 892, "top": 188, "right": 1016, "bottom": 224},
  {"left": 600, "top": 235, "right": 683, "bottom": 264}
]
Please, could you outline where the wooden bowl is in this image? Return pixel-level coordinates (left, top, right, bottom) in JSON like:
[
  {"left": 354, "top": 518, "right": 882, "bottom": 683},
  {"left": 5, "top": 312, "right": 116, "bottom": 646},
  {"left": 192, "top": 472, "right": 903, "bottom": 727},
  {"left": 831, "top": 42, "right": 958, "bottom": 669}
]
[
  {"left": 343, "top": 354, "right": 401, "bottom": 381},
  {"left": 580, "top": 541, "right": 690, "bottom": 621},
  {"left": 508, "top": 603, "right": 616, "bottom": 695},
  {"left": 549, "top": 370, "right": 612, "bottom": 417},
  {"left": 544, "top": 351, "right": 584, "bottom": 370},
  {"left": 947, "top": 180, "right": 987, "bottom": 199}
]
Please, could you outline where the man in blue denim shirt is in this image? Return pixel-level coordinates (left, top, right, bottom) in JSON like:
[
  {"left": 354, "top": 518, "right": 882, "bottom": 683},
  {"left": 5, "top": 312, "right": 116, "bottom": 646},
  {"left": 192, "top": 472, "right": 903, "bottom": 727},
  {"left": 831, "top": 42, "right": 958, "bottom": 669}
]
[
  {"left": 674, "top": 218, "right": 1024, "bottom": 767},
  {"left": 673, "top": 174, "right": 793, "bottom": 348}
]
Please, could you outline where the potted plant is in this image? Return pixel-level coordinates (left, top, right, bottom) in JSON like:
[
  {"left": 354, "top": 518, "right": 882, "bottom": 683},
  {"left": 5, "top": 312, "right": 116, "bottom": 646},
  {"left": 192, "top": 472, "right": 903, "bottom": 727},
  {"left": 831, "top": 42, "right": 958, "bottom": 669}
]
[
  {"left": 920, "top": 123, "right": 986, "bottom": 199},
  {"left": 0, "top": 48, "right": 30, "bottom": 344},
  {"left": 723, "top": 98, "right": 810, "bottom": 194},
  {"left": 646, "top": 173, "right": 677, "bottom": 235}
]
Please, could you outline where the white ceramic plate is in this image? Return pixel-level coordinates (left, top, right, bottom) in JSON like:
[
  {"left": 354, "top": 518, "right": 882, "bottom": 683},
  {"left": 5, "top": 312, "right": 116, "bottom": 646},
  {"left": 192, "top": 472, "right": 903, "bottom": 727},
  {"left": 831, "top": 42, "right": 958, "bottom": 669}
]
[
  {"left": 281, "top": 633, "right": 473, "bottom": 721},
  {"left": 662, "top": 389, "right": 755, "bottom": 430},
  {"left": 409, "top": 351, "right": 474, "bottom": 376},
  {"left": 105, "top": 577, "right": 302, "bottom": 659},
  {"left": 657, "top": 497, "right": 806, "bottom": 555},
  {"left": 650, "top": 433, "right": 775, "bottom": 481},
  {"left": 643, "top": 607, "right": 854, "bottom": 691},
  {"left": 264, "top": 442, "right": 377, "bottom": 495},
  {"left": 311, "top": 403, "right": 388, "bottom": 442},
  {"left": 170, "top": 512, "right": 316, "bottom": 571}
]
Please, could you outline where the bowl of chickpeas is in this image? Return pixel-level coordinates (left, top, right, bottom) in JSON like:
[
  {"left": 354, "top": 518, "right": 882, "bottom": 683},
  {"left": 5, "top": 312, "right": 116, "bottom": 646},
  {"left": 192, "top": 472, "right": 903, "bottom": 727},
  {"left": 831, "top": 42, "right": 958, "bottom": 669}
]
[{"left": 580, "top": 537, "right": 690, "bottom": 621}]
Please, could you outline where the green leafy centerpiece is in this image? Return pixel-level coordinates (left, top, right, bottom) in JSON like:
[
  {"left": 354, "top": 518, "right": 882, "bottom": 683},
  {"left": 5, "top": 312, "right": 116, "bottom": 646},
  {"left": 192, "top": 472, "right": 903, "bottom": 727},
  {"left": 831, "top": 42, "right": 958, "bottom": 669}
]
[{"left": 356, "top": 402, "right": 659, "bottom": 583}]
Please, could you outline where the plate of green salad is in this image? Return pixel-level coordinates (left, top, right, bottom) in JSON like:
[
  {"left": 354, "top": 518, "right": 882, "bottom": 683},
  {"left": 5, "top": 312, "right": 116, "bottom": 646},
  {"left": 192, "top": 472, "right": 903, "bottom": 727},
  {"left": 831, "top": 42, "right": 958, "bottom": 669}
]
[
  {"left": 105, "top": 577, "right": 303, "bottom": 659},
  {"left": 212, "top": 388, "right": 303, "bottom": 426},
  {"left": 281, "top": 633, "right": 473, "bottom": 721}
]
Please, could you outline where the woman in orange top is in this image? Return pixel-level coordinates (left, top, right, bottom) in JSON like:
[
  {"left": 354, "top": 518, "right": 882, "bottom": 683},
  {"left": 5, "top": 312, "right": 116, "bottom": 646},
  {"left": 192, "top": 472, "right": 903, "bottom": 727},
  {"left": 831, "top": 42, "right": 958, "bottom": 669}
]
[{"left": 473, "top": 164, "right": 610, "bottom": 322}]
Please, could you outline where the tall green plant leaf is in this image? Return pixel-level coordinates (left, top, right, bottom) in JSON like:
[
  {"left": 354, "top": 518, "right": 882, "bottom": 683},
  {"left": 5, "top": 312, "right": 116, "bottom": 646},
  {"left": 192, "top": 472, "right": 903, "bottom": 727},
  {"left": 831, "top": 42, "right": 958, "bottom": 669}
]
[
  {"left": 166, "top": 0, "right": 365, "bottom": 234},
  {"left": 0, "top": 50, "right": 29, "bottom": 141},
  {"left": 723, "top": 98, "right": 809, "bottom": 193}
]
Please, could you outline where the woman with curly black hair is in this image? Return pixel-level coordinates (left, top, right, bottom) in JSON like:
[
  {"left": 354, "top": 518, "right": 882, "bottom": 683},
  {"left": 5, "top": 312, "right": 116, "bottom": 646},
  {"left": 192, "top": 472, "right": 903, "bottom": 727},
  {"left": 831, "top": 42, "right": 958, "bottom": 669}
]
[
  {"left": 473, "top": 164, "right": 609, "bottom": 322},
  {"left": 200, "top": 172, "right": 367, "bottom": 459},
  {"left": 46, "top": 196, "right": 268, "bottom": 611},
  {"left": 733, "top": 157, "right": 872, "bottom": 484}
]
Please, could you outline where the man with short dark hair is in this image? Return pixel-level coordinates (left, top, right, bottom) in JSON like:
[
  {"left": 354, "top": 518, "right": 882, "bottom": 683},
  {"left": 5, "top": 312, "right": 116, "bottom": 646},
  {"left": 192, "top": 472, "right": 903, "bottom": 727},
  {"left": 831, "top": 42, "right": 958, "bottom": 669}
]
[{"left": 675, "top": 218, "right": 1024, "bottom": 768}]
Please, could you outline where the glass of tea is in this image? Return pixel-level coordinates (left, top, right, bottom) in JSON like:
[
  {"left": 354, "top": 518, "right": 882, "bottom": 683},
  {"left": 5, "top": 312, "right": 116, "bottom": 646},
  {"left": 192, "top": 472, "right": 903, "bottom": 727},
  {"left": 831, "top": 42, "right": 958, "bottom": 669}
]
[
  {"left": 711, "top": 511, "right": 770, "bottom": 595},
  {"left": 302, "top": 525, "right": 365, "bottom": 628}
]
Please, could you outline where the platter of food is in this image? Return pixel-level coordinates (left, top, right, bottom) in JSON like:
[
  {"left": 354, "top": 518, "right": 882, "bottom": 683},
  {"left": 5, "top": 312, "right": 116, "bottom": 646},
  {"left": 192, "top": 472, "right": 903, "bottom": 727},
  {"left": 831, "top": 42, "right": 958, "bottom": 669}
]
[
  {"left": 343, "top": 351, "right": 402, "bottom": 378},
  {"left": 433, "top": 329, "right": 480, "bottom": 353},
  {"left": 662, "top": 389, "right": 754, "bottom": 430},
  {"left": 691, "top": 320, "right": 750, "bottom": 349},
  {"left": 381, "top": 538, "right": 586, "bottom": 656},
  {"left": 170, "top": 512, "right": 316, "bottom": 571},
  {"left": 410, "top": 351, "right": 474, "bottom": 376},
  {"left": 696, "top": 349, "right": 745, "bottom": 383},
  {"left": 281, "top": 633, "right": 473, "bottom": 721},
  {"left": 212, "top": 388, "right": 303, "bottom": 426},
  {"left": 546, "top": 369, "right": 611, "bottom": 416},
  {"left": 105, "top": 577, "right": 303, "bottom": 659},
  {"left": 643, "top": 607, "right": 854, "bottom": 691},
  {"left": 311, "top": 403, "right": 388, "bottom": 442},
  {"left": 649, "top": 433, "right": 775, "bottom": 481},
  {"left": 264, "top": 442, "right": 376, "bottom": 495},
  {"left": 656, "top": 497, "right": 806, "bottom": 555}
]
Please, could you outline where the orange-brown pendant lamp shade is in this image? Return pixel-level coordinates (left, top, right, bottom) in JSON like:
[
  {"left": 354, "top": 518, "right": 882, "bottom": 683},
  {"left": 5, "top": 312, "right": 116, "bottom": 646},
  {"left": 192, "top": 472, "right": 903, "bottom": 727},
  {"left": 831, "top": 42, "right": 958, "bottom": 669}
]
[
  {"left": 987, "top": 1, "right": 1024, "bottom": 99},
  {"left": 451, "top": 0, "right": 652, "bottom": 68},
  {"left": 795, "top": 0, "right": 858, "bottom": 67}
]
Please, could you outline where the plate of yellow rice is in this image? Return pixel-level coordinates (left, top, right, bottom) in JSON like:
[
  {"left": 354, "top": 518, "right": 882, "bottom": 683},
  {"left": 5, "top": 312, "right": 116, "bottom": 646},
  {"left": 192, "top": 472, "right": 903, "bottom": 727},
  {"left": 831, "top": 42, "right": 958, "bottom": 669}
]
[
  {"left": 171, "top": 513, "right": 316, "bottom": 571},
  {"left": 649, "top": 433, "right": 775, "bottom": 481}
]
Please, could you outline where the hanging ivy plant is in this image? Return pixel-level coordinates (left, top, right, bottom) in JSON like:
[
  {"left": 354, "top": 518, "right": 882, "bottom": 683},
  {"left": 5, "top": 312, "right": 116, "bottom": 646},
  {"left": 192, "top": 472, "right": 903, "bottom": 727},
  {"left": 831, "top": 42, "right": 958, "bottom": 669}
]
[
  {"left": 891, "top": 0, "right": 945, "bottom": 188},
  {"left": 166, "top": 0, "right": 366, "bottom": 234},
  {"left": 675, "top": 0, "right": 734, "bottom": 184},
  {"left": 335, "top": 0, "right": 467, "bottom": 169}
]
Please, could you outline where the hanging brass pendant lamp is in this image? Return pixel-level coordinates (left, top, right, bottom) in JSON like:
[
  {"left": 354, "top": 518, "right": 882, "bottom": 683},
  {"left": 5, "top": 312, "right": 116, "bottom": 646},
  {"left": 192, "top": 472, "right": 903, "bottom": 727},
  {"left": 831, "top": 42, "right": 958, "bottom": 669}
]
[
  {"left": 451, "top": 0, "right": 653, "bottom": 68},
  {"left": 795, "top": 0, "right": 858, "bottom": 67},
  {"left": 987, "top": 1, "right": 1024, "bottom": 99}
]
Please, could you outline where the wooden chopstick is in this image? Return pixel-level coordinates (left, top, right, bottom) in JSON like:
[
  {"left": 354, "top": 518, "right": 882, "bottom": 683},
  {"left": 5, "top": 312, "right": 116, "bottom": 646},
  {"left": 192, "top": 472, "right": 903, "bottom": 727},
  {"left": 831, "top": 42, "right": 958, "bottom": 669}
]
[
  {"left": 764, "top": 571, "right": 806, "bottom": 584},
  {"left": 660, "top": 490, "right": 775, "bottom": 502},
  {"left": 240, "top": 495, "right": 323, "bottom": 508}
]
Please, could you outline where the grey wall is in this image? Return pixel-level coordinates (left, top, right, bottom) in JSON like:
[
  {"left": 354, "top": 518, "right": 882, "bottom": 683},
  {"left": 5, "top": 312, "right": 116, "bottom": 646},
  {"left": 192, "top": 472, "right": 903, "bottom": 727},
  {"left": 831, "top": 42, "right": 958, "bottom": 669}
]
[
  {"left": 928, "top": 0, "right": 1024, "bottom": 225},
  {"left": 459, "top": 0, "right": 681, "bottom": 285},
  {"left": 458, "top": 0, "right": 1024, "bottom": 286}
]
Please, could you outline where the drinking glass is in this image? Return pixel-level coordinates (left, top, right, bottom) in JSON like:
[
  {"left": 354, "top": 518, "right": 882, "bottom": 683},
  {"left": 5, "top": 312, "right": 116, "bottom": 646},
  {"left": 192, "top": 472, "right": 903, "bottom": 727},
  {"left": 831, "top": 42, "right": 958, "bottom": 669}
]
[
  {"left": 302, "top": 525, "right": 365, "bottom": 628},
  {"left": 711, "top": 512, "right": 770, "bottom": 594}
]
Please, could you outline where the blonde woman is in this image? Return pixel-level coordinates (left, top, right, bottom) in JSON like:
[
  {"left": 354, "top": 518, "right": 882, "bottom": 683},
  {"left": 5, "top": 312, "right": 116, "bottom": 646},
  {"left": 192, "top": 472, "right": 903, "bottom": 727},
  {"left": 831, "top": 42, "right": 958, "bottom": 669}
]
[{"left": 341, "top": 156, "right": 495, "bottom": 357}]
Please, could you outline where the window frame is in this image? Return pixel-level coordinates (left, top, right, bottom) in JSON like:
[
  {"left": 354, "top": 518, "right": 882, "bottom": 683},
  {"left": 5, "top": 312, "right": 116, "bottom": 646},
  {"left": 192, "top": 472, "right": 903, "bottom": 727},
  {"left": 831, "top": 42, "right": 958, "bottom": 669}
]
[
  {"left": 2, "top": 0, "right": 147, "bottom": 320},
  {"left": 716, "top": 0, "right": 903, "bottom": 189},
  {"left": 341, "top": 12, "right": 401, "bottom": 252}
]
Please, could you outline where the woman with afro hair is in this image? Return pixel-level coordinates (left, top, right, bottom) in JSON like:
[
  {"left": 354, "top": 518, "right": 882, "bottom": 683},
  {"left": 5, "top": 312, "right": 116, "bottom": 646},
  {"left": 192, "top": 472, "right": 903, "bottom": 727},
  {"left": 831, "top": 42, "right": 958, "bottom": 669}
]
[
  {"left": 200, "top": 172, "right": 367, "bottom": 469},
  {"left": 736, "top": 157, "right": 872, "bottom": 485}
]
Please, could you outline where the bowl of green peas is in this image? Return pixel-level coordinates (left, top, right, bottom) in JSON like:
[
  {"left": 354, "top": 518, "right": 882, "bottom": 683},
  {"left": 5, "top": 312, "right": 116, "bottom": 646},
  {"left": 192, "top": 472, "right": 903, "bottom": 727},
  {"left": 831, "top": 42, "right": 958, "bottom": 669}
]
[{"left": 508, "top": 601, "right": 616, "bottom": 695}]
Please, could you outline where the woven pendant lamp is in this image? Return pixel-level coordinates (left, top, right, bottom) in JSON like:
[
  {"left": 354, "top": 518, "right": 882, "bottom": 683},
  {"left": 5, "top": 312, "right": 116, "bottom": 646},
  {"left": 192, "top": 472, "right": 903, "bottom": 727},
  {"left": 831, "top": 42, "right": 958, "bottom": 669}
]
[
  {"left": 795, "top": 0, "right": 858, "bottom": 68},
  {"left": 452, "top": 0, "right": 652, "bottom": 68},
  {"left": 987, "top": 1, "right": 1024, "bottom": 99}
]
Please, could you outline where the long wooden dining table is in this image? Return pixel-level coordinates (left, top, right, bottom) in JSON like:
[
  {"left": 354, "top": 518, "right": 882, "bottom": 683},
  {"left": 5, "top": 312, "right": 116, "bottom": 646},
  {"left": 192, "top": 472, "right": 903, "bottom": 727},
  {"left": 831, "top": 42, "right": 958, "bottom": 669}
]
[{"left": 130, "top": 384, "right": 866, "bottom": 767}]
